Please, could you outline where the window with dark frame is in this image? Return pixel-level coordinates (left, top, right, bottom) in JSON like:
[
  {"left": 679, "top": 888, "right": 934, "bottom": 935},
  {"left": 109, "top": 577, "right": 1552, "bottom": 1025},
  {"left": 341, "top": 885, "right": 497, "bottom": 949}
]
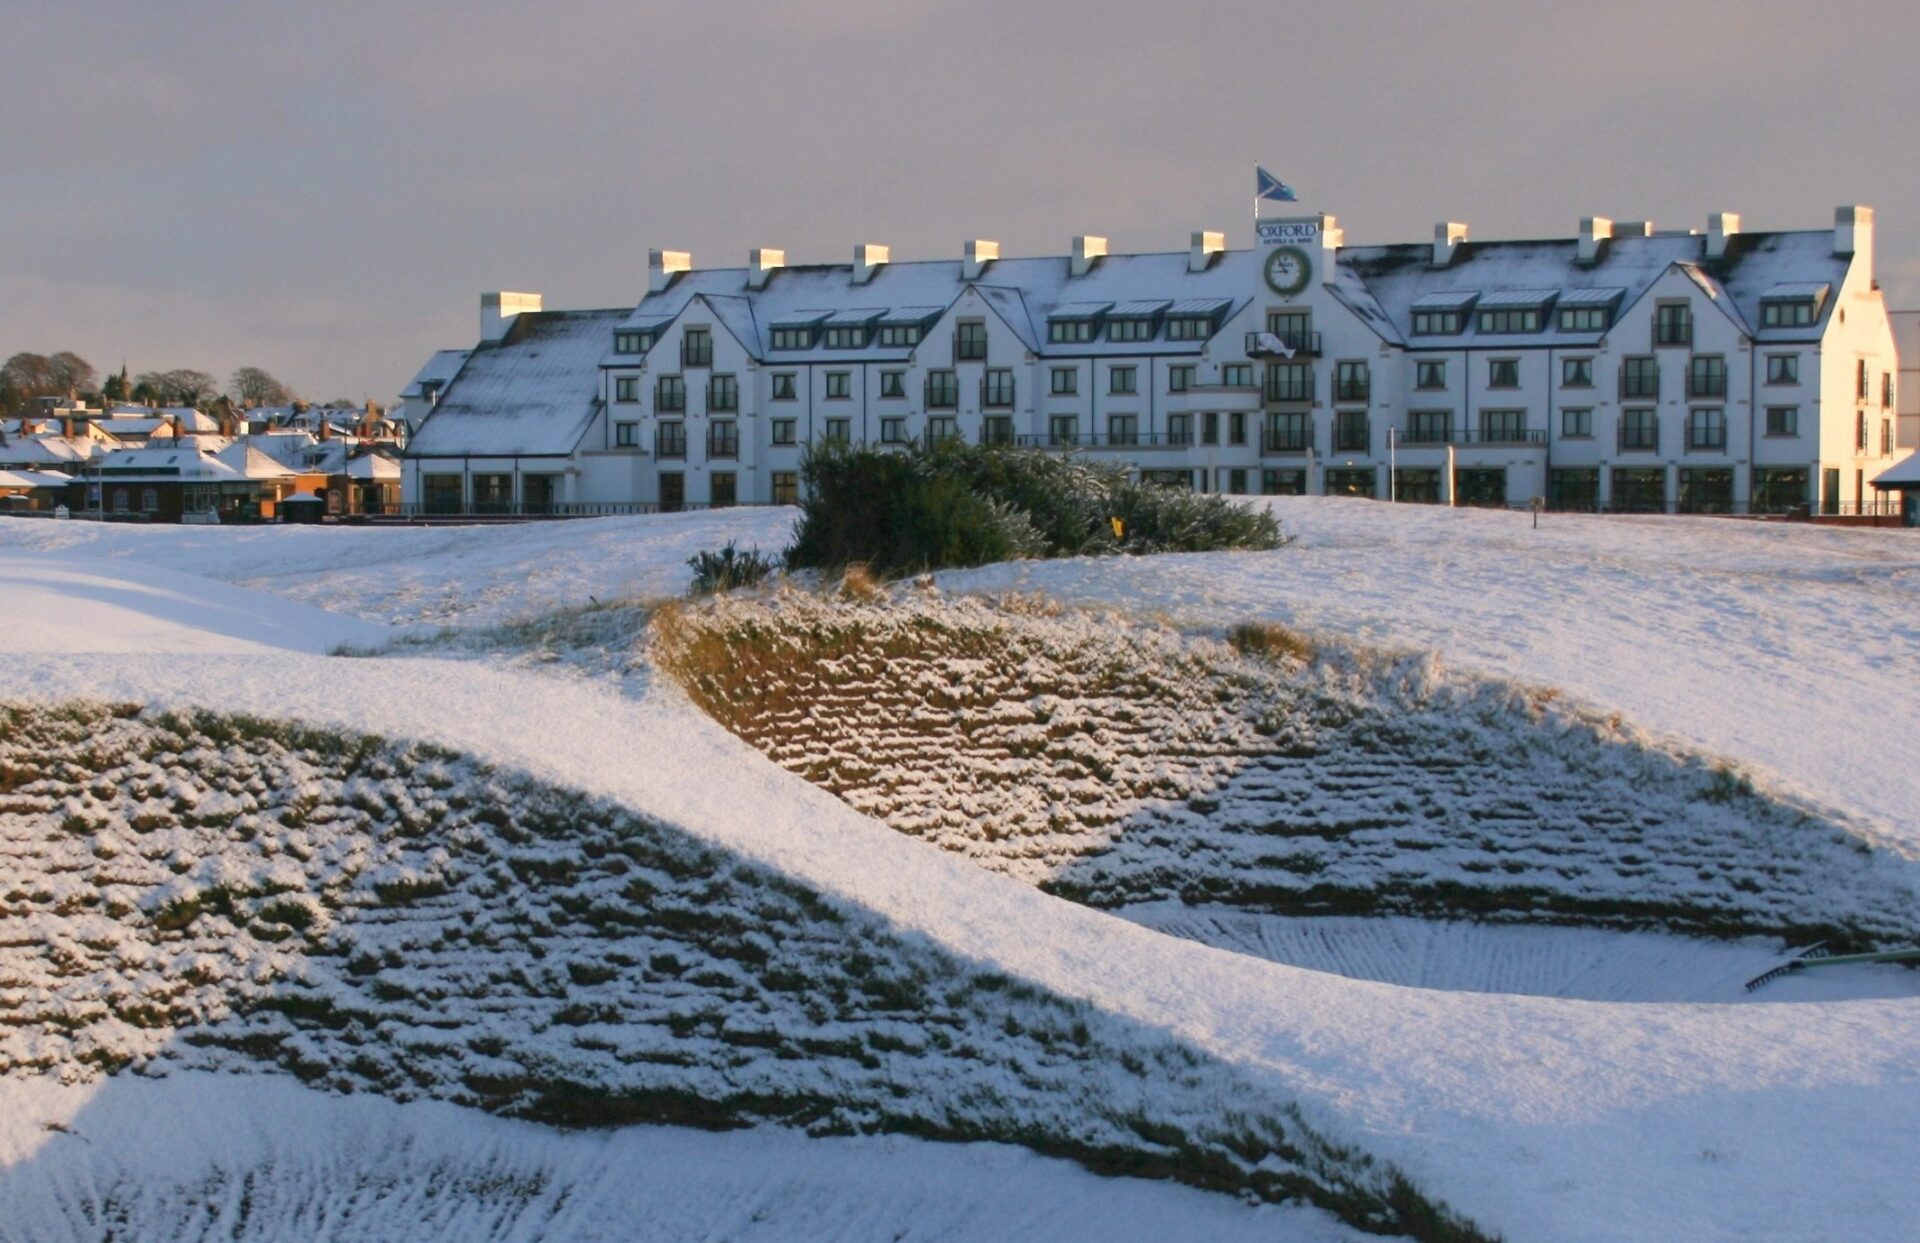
[
  {"left": 1685, "top": 407, "right": 1726, "bottom": 450},
  {"left": 1764, "top": 406, "right": 1798, "bottom": 437},
  {"left": 1415, "top": 360, "right": 1446, "bottom": 390},
  {"left": 1051, "top": 367, "right": 1078, "bottom": 396},
  {"left": 879, "top": 371, "right": 906, "bottom": 399},
  {"left": 656, "top": 375, "right": 686, "bottom": 412},
  {"left": 1654, "top": 302, "right": 1692, "bottom": 346},
  {"left": 614, "top": 376, "right": 639, "bottom": 402},
  {"left": 1620, "top": 356, "right": 1658, "bottom": 399},
  {"left": 771, "top": 418, "right": 797, "bottom": 445},
  {"left": 1765, "top": 354, "right": 1798, "bottom": 385},
  {"left": 1487, "top": 358, "right": 1519, "bottom": 389},
  {"left": 771, "top": 373, "right": 797, "bottom": 400},
  {"left": 1110, "top": 366, "right": 1137, "bottom": 395},
  {"left": 1561, "top": 408, "right": 1592, "bottom": 438},
  {"left": 825, "top": 371, "right": 851, "bottom": 400},
  {"left": 1620, "top": 408, "right": 1659, "bottom": 451},
  {"left": 1335, "top": 361, "right": 1370, "bottom": 403},
  {"left": 1561, "top": 357, "right": 1593, "bottom": 388}
]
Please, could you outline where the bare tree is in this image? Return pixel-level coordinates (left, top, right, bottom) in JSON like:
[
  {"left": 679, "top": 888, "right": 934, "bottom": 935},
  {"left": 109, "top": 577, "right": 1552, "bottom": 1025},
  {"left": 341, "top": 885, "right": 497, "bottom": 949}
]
[
  {"left": 133, "top": 368, "right": 219, "bottom": 407},
  {"left": 229, "top": 366, "right": 294, "bottom": 407},
  {"left": 0, "top": 351, "right": 96, "bottom": 415}
]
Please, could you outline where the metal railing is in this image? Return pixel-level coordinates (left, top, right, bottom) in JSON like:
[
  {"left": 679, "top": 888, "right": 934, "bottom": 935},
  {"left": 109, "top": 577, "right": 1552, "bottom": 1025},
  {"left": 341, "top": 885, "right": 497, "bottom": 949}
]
[
  {"left": 1245, "top": 330, "right": 1322, "bottom": 357},
  {"left": 1014, "top": 431, "right": 1193, "bottom": 450}
]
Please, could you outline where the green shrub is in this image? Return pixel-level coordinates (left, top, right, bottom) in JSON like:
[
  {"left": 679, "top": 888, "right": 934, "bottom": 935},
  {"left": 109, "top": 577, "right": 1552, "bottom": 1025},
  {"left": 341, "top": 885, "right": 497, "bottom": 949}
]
[
  {"left": 687, "top": 542, "right": 778, "bottom": 595},
  {"left": 785, "top": 440, "right": 1284, "bottom": 577}
]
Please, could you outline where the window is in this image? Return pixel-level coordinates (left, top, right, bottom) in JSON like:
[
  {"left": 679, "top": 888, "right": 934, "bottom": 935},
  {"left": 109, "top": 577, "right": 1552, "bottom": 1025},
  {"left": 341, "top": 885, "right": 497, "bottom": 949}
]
[
  {"left": 1168, "top": 365, "right": 1194, "bottom": 393},
  {"left": 955, "top": 321, "right": 988, "bottom": 361},
  {"left": 1395, "top": 468, "right": 1443, "bottom": 505},
  {"left": 1108, "top": 414, "right": 1138, "bottom": 446},
  {"left": 879, "top": 323, "right": 924, "bottom": 347},
  {"left": 1558, "top": 305, "right": 1610, "bottom": 332},
  {"left": 1764, "top": 406, "right": 1798, "bottom": 437},
  {"left": 824, "top": 417, "right": 850, "bottom": 445},
  {"left": 1265, "top": 362, "right": 1312, "bottom": 403},
  {"left": 708, "top": 420, "right": 738, "bottom": 458},
  {"left": 140, "top": 487, "right": 159, "bottom": 513},
  {"left": 1454, "top": 468, "right": 1506, "bottom": 507},
  {"left": 1222, "top": 363, "right": 1253, "bottom": 388},
  {"left": 1487, "top": 358, "right": 1519, "bottom": 389},
  {"left": 1107, "top": 317, "right": 1156, "bottom": 342},
  {"left": 1686, "top": 407, "right": 1726, "bottom": 450},
  {"left": 1267, "top": 310, "right": 1314, "bottom": 346},
  {"left": 1051, "top": 367, "right": 1078, "bottom": 396},
  {"left": 1882, "top": 373, "right": 1893, "bottom": 409},
  {"left": 1765, "top": 354, "right": 1799, "bottom": 385},
  {"left": 1620, "top": 408, "right": 1659, "bottom": 451},
  {"left": 1480, "top": 410, "right": 1527, "bottom": 443},
  {"left": 1141, "top": 469, "right": 1196, "bottom": 490},
  {"left": 614, "top": 376, "right": 639, "bottom": 402},
  {"left": 1612, "top": 467, "right": 1667, "bottom": 514},
  {"left": 1228, "top": 412, "right": 1247, "bottom": 445},
  {"left": 1415, "top": 360, "right": 1446, "bottom": 390},
  {"left": 1687, "top": 355, "right": 1727, "bottom": 399},
  {"left": 1264, "top": 412, "right": 1310, "bottom": 452},
  {"left": 1166, "top": 316, "right": 1214, "bottom": 340},
  {"left": 879, "top": 371, "right": 906, "bottom": 399},
  {"left": 1201, "top": 412, "right": 1220, "bottom": 445},
  {"left": 1561, "top": 408, "right": 1593, "bottom": 439},
  {"left": 825, "top": 371, "right": 851, "bottom": 400},
  {"left": 681, "top": 327, "right": 712, "bottom": 367},
  {"left": 656, "top": 375, "right": 686, "bottom": 412},
  {"left": 1677, "top": 467, "right": 1733, "bottom": 514},
  {"left": 1168, "top": 413, "right": 1192, "bottom": 445},
  {"left": 1048, "top": 414, "right": 1079, "bottom": 446},
  {"left": 1562, "top": 358, "right": 1593, "bottom": 388},
  {"left": 710, "top": 472, "right": 736, "bottom": 508},
  {"left": 1549, "top": 468, "right": 1600, "bottom": 511},
  {"left": 771, "top": 471, "right": 799, "bottom": 505},
  {"left": 771, "top": 418, "right": 797, "bottom": 446},
  {"left": 1654, "top": 302, "right": 1692, "bottom": 346},
  {"left": 771, "top": 372, "right": 797, "bottom": 400},
  {"left": 1477, "top": 307, "right": 1542, "bottom": 334},
  {"left": 1761, "top": 299, "right": 1816, "bottom": 327},
  {"left": 1412, "top": 309, "right": 1462, "bottom": 336},
  {"left": 1620, "top": 356, "right": 1658, "bottom": 399},
  {"left": 771, "top": 327, "right": 815, "bottom": 351},
  {"left": 982, "top": 415, "right": 1012, "bottom": 445},
  {"left": 1334, "top": 361, "right": 1370, "bottom": 403},
  {"left": 880, "top": 416, "right": 907, "bottom": 444},
  {"left": 1226, "top": 468, "right": 1248, "bottom": 494},
  {"left": 1048, "top": 319, "right": 1095, "bottom": 344},
  {"left": 927, "top": 370, "right": 959, "bottom": 408},
  {"left": 656, "top": 421, "right": 686, "bottom": 458},
  {"left": 1325, "top": 468, "right": 1376, "bottom": 498},
  {"left": 1334, "top": 410, "right": 1369, "bottom": 452},
  {"left": 1856, "top": 359, "right": 1869, "bottom": 401},
  {"left": 707, "top": 374, "right": 738, "bottom": 412},
  {"left": 823, "top": 325, "right": 869, "bottom": 349},
  {"left": 613, "top": 330, "right": 652, "bottom": 354},
  {"left": 1262, "top": 468, "right": 1307, "bottom": 496},
  {"left": 1822, "top": 467, "right": 1841, "bottom": 515},
  {"left": 423, "top": 476, "right": 461, "bottom": 514},
  {"left": 1408, "top": 411, "right": 1452, "bottom": 444},
  {"left": 983, "top": 369, "right": 1015, "bottom": 407},
  {"left": 1856, "top": 410, "right": 1868, "bottom": 452},
  {"left": 1882, "top": 419, "right": 1893, "bottom": 456},
  {"left": 1110, "top": 366, "right": 1137, "bottom": 395},
  {"left": 615, "top": 421, "right": 638, "bottom": 447},
  {"left": 1752, "top": 467, "right": 1808, "bottom": 514}
]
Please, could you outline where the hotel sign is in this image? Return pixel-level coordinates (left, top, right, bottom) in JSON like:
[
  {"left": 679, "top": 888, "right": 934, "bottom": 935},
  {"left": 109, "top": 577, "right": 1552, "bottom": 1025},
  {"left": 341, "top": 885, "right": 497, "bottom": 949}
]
[{"left": 1257, "top": 219, "right": 1320, "bottom": 248}]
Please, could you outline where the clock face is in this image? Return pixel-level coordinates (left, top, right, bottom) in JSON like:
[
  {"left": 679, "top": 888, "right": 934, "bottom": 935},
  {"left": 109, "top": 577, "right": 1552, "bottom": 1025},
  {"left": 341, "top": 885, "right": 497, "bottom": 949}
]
[{"left": 1264, "top": 245, "right": 1311, "bottom": 297}]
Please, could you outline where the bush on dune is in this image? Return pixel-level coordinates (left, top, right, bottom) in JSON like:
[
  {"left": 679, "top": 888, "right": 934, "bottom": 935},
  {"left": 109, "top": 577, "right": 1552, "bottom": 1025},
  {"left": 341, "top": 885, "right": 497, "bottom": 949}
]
[{"left": 784, "top": 439, "right": 1286, "bottom": 577}]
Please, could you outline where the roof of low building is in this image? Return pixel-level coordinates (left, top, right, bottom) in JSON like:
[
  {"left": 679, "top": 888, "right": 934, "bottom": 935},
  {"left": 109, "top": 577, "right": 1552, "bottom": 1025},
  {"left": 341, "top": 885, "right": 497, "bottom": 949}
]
[{"left": 1870, "top": 452, "right": 1920, "bottom": 488}]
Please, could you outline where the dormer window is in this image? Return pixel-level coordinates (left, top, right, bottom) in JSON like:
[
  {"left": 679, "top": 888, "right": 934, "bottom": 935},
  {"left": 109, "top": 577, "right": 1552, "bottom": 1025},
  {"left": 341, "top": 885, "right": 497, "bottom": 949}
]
[
  {"left": 1413, "top": 310, "right": 1463, "bottom": 336},
  {"left": 1105, "top": 300, "right": 1170, "bottom": 343},
  {"left": 1762, "top": 300, "right": 1817, "bottom": 327},
  {"left": 613, "top": 330, "right": 653, "bottom": 354},
  {"left": 823, "top": 325, "right": 870, "bottom": 349},
  {"left": 1558, "top": 306, "right": 1610, "bottom": 332},
  {"left": 879, "top": 324, "right": 923, "bottom": 347},
  {"left": 1106, "top": 318, "right": 1156, "bottom": 343},
  {"left": 1048, "top": 319, "right": 1095, "bottom": 344},
  {"left": 771, "top": 326, "right": 816, "bottom": 351}
]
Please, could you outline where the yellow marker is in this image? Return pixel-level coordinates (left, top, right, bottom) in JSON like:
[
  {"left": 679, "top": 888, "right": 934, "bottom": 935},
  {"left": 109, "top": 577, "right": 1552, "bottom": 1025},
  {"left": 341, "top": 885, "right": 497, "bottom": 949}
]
[{"left": 1109, "top": 516, "right": 1125, "bottom": 540}]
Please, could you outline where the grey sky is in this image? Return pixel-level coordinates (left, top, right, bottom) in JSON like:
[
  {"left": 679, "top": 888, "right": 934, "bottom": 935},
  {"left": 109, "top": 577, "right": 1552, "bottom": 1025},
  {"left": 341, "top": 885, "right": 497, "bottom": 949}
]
[{"left": 3, "top": 0, "right": 1915, "bottom": 403}]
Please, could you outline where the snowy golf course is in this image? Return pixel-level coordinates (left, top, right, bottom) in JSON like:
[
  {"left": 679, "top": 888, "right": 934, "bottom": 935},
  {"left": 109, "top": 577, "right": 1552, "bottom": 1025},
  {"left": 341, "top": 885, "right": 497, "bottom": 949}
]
[{"left": 2, "top": 499, "right": 1917, "bottom": 1242}]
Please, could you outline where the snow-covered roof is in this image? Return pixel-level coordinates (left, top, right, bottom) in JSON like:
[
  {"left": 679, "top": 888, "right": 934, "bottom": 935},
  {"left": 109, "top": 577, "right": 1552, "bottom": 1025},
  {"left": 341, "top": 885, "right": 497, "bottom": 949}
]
[
  {"left": 400, "top": 349, "right": 472, "bottom": 399},
  {"left": 1109, "top": 299, "right": 1173, "bottom": 318},
  {"left": 0, "top": 436, "right": 96, "bottom": 466},
  {"left": 213, "top": 443, "right": 298, "bottom": 480},
  {"left": 1557, "top": 286, "right": 1628, "bottom": 306},
  {"left": 346, "top": 451, "right": 401, "bottom": 481},
  {"left": 90, "top": 448, "right": 248, "bottom": 482},
  {"left": 407, "top": 309, "right": 624, "bottom": 458},
  {"left": 824, "top": 307, "right": 886, "bottom": 326},
  {"left": 1167, "top": 297, "right": 1233, "bottom": 317},
  {"left": 1870, "top": 452, "right": 1920, "bottom": 488},
  {"left": 1048, "top": 301, "right": 1113, "bottom": 320},
  {"left": 1410, "top": 290, "right": 1479, "bottom": 311},
  {"left": 0, "top": 468, "right": 74, "bottom": 489},
  {"left": 1474, "top": 288, "right": 1559, "bottom": 309},
  {"left": 1761, "top": 281, "right": 1831, "bottom": 302}
]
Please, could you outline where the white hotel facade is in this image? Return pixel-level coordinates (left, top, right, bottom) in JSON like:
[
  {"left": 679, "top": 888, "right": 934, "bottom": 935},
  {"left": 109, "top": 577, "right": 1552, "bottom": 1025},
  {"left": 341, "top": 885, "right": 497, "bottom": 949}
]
[{"left": 401, "top": 205, "right": 1903, "bottom": 516}]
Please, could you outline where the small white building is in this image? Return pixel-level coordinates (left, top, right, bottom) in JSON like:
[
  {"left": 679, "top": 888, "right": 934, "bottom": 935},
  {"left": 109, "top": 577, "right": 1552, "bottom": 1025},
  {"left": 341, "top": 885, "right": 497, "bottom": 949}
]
[{"left": 403, "top": 205, "right": 1901, "bottom": 517}]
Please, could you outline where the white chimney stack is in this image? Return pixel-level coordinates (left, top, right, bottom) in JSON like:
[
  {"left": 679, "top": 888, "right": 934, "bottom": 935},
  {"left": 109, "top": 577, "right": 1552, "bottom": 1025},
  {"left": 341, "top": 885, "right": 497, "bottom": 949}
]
[
  {"left": 1070, "top": 234, "right": 1108, "bottom": 278},
  {"left": 648, "top": 249, "right": 691, "bottom": 294},
  {"left": 1706, "top": 212, "right": 1740, "bottom": 259},
  {"left": 480, "top": 291, "right": 542, "bottom": 343},
  {"left": 1576, "top": 217, "right": 1614, "bottom": 265},
  {"left": 853, "top": 243, "right": 889, "bottom": 285},
  {"left": 1319, "top": 214, "right": 1343, "bottom": 251},
  {"left": 1431, "top": 222, "right": 1468, "bottom": 267},
  {"left": 747, "top": 248, "right": 786, "bottom": 290},
  {"left": 1188, "top": 230, "right": 1225, "bottom": 273},
  {"left": 962, "top": 238, "right": 999, "bottom": 280},
  {"left": 1834, "top": 204, "right": 1873, "bottom": 275}
]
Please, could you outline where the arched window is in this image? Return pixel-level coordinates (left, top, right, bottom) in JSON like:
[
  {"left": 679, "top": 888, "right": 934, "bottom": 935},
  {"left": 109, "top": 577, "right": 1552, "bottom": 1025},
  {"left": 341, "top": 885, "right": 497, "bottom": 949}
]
[
  {"left": 141, "top": 488, "right": 159, "bottom": 512},
  {"left": 327, "top": 489, "right": 343, "bottom": 514},
  {"left": 111, "top": 488, "right": 129, "bottom": 512}
]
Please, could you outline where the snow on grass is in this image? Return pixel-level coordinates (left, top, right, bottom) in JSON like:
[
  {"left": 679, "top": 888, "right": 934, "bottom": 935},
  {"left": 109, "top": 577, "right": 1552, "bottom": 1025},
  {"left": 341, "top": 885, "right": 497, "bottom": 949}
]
[
  {"left": 938, "top": 498, "right": 1920, "bottom": 851},
  {"left": 0, "top": 509, "right": 798, "bottom": 628},
  {"left": 0, "top": 700, "right": 1467, "bottom": 1238},
  {"left": 0, "top": 1072, "right": 1366, "bottom": 1243},
  {"left": 655, "top": 589, "right": 1919, "bottom": 948}
]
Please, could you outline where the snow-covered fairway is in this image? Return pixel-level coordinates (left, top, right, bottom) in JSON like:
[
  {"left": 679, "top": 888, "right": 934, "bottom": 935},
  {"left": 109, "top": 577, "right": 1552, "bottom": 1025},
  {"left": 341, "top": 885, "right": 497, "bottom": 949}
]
[{"left": 4, "top": 503, "right": 1919, "bottom": 1242}]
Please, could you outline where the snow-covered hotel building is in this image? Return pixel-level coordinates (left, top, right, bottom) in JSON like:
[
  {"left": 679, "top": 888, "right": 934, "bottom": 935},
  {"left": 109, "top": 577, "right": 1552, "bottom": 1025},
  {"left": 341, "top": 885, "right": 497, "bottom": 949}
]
[{"left": 401, "top": 205, "right": 1902, "bottom": 515}]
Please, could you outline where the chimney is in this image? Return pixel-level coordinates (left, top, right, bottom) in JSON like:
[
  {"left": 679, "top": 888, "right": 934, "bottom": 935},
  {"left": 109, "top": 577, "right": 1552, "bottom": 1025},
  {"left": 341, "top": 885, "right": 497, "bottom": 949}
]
[
  {"left": 853, "top": 243, "right": 889, "bottom": 284},
  {"left": 480, "top": 291, "right": 542, "bottom": 343},
  {"left": 747, "top": 247, "right": 785, "bottom": 290},
  {"left": 1706, "top": 212, "right": 1740, "bottom": 259},
  {"left": 1834, "top": 204, "right": 1873, "bottom": 272},
  {"left": 1320, "top": 214, "right": 1343, "bottom": 251},
  {"left": 1431, "top": 221, "right": 1468, "bottom": 267},
  {"left": 1070, "top": 234, "right": 1108, "bottom": 278},
  {"left": 62, "top": 418, "right": 75, "bottom": 440},
  {"left": 1188, "top": 230, "right": 1226, "bottom": 273},
  {"left": 1577, "top": 216, "right": 1614, "bottom": 265},
  {"left": 963, "top": 238, "right": 999, "bottom": 280},
  {"left": 648, "top": 249, "right": 692, "bottom": 294}
]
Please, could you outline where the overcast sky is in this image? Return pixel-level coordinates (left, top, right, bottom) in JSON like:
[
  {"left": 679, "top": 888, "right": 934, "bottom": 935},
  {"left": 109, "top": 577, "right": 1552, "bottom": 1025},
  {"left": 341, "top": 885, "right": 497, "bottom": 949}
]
[{"left": 3, "top": 0, "right": 1915, "bottom": 403}]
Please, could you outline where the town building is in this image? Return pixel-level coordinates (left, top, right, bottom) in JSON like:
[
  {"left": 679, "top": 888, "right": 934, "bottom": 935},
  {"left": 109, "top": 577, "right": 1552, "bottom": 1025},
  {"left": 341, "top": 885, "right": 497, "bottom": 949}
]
[{"left": 401, "top": 205, "right": 1900, "bottom": 516}]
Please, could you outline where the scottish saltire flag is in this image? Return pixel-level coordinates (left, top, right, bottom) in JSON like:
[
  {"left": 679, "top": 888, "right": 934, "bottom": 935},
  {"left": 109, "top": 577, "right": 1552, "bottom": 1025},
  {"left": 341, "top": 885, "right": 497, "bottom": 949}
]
[{"left": 1256, "top": 167, "right": 1298, "bottom": 202}]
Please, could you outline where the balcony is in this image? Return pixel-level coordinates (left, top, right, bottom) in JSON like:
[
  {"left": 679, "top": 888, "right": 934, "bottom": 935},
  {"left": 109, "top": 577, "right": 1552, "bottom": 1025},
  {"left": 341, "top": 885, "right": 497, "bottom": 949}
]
[
  {"left": 1394, "top": 427, "right": 1547, "bottom": 446},
  {"left": 953, "top": 332, "right": 989, "bottom": 362},
  {"left": 1014, "top": 431, "right": 1192, "bottom": 451},
  {"left": 1246, "top": 330, "right": 1323, "bottom": 358}
]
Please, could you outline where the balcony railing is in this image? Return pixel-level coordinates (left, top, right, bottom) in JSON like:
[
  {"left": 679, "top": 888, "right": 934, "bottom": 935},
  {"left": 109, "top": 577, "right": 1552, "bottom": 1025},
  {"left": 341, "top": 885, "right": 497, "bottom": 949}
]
[
  {"left": 1617, "top": 430, "right": 1661, "bottom": 453},
  {"left": 926, "top": 381, "right": 959, "bottom": 409},
  {"left": 1262, "top": 432, "right": 1314, "bottom": 454},
  {"left": 1246, "top": 330, "right": 1323, "bottom": 358},
  {"left": 1015, "top": 431, "right": 1193, "bottom": 450},
  {"left": 980, "top": 381, "right": 1015, "bottom": 408},
  {"left": 953, "top": 333, "right": 989, "bottom": 362},
  {"left": 1333, "top": 381, "right": 1371, "bottom": 404}
]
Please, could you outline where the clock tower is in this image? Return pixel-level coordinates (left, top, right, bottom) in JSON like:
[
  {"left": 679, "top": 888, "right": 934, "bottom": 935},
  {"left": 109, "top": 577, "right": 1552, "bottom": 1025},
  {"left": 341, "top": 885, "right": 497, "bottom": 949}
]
[{"left": 1255, "top": 214, "right": 1340, "bottom": 302}]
